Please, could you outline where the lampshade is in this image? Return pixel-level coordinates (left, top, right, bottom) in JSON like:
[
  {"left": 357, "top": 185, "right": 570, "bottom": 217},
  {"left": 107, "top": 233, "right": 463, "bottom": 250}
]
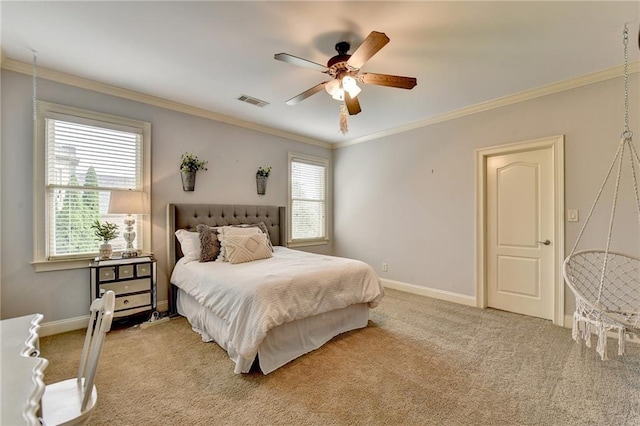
[
  {"left": 108, "top": 190, "right": 149, "bottom": 215},
  {"left": 324, "top": 79, "right": 340, "bottom": 96}
]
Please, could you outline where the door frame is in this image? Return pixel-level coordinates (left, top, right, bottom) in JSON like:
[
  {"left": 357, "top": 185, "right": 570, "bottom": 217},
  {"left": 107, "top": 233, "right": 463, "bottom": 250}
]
[{"left": 475, "top": 135, "right": 565, "bottom": 326}]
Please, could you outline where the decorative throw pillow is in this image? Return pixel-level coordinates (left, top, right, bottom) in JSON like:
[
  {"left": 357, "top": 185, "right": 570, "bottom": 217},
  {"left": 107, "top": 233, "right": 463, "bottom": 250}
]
[
  {"left": 255, "top": 222, "right": 274, "bottom": 251},
  {"left": 229, "top": 222, "right": 274, "bottom": 251},
  {"left": 222, "top": 233, "right": 272, "bottom": 265},
  {"left": 216, "top": 226, "right": 262, "bottom": 261},
  {"left": 196, "top": 224, "right": 220, "bottom": 262},
  {"left": 175, "top": 229, "right": 200, "bottom": 261}
]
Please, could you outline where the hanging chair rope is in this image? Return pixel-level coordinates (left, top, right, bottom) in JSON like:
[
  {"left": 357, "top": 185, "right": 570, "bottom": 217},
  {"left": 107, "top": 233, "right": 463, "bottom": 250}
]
[
  {"left": 568, "top": 139, "right": 625, "bottom": 257},
  {"left": 598, "top": 139, "right": 626, "bottom": 303},
  {"left": 628, "top": 139, "right": 640, "bottom": 217}
]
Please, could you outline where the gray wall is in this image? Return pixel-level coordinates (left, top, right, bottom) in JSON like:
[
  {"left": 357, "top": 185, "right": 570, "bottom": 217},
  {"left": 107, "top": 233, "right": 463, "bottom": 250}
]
[
  {"left": 333, "top": 74, "right": 640, "bottom": 313},
  {"left": 1, "top": 69, "right": 332, "bottom": 321}
]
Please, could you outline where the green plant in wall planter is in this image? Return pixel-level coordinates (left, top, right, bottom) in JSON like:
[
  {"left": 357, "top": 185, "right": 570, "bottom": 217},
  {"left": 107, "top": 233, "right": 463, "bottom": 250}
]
[
  {"left": 90, "top": 219, "right": 119, "bottom": 259},
  {"left": 256, "top": 166, "right": 271, "bottom": 195},
  {"left": 180, "top": 152, "right": 208, "bottom": 191}
]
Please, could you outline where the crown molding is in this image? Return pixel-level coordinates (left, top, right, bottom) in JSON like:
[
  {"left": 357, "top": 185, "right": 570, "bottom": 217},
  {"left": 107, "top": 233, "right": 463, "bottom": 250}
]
[
  {"left": 4, "top": 57, "right": 637, "bottom": 151},
  {"left": 1, "top": 57, "right": 331, "bottom": 149},
  {"left": 334, "top": 61, "right": 640, "bottom": 149}
]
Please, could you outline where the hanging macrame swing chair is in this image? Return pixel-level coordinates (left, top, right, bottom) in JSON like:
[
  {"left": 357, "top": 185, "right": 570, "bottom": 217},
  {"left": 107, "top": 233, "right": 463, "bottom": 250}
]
[{"left": 563, "top": 24, "right": 640, "bottom": 361}]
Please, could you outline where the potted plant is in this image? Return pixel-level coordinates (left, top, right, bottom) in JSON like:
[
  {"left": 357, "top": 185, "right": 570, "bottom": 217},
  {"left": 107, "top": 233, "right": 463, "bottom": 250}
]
[
  {"left": 180, "top": 152, "right": 208, "bottom": 191},
  {"left": 90, "top": 219, "right": 119, "bottom": 259},
  {"left": 256, "top": 166, "right": 271, "bottom": 195}
]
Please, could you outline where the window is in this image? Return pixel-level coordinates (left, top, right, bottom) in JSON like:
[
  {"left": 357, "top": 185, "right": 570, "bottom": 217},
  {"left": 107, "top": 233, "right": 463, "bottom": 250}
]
[
  {"left": 288, "top": 153, "right": 329, "bottom": 246},
  {"left": 33, "top": 101, "right": 151, "bottom": 271}
]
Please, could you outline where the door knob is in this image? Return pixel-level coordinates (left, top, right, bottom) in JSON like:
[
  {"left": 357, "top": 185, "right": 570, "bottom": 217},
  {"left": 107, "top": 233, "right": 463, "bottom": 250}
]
[{"left": 538, "top": 239, "right": 551, "bottom": 245}]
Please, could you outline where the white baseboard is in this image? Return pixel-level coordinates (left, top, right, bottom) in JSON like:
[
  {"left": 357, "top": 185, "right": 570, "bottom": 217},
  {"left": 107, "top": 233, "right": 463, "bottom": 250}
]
[
  {"left": 39, "top": 300, "right": 170, "bottom": 337},
  {"left": 40, "top": 315, "right": 90, "bottom": 337},
  {"left": 382, "top": 280, "right": 638, "bottom": 346},
  {"left": 381, "top": 278, "right": 477, "bottom": 307}
]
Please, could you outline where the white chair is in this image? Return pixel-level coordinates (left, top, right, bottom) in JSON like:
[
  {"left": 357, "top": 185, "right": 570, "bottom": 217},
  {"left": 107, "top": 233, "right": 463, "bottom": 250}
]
[{"left": 41, "top": 290, "right": 116, "bottom": 425}]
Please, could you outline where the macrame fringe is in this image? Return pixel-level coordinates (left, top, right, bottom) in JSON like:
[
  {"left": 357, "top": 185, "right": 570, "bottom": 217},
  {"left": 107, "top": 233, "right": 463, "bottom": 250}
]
[
  {"left": 618, "top": 328, "right": 626, "bottom": 356},
  {"left": 571, "top": 307, "right": 631, "bottom": 360},
  {"left": 596, "top": 323, "right": 608, "bottom": 360},
  {"left": 584, "top": 322, "right": 591, "bottom": 348},
  {"left": 339, "top": 105, "right": 348, "bottom": 135},
  {"left": 572, "top": 313, "right": 579, "bottom": 342}
]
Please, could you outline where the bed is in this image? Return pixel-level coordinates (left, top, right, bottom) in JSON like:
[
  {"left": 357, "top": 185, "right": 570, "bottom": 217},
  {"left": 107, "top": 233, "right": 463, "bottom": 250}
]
[{"left": 166, "top": 203, "right": 384, "bottom": 374}]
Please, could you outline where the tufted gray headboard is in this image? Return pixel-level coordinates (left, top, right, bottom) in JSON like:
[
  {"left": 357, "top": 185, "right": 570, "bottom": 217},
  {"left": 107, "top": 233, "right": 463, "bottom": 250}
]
[
  {"left": 166, "top": 203, "right": 286, "bottom": 315},
  {"left": 167, "top": 203, "right": 285, "bottom": 265}
]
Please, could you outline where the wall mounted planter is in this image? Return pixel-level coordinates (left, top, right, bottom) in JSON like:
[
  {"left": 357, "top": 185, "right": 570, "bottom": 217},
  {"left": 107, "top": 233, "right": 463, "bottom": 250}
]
[
  {"left": 181, "top": 171, "right": 196, "bottom": 191},
  {"left": 256, "top": 176, "right": 268, "bottom": 195}
]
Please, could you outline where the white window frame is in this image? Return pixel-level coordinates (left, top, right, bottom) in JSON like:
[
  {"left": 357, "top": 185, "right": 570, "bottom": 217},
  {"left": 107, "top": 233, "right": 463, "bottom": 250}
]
[
  {"left": 33, "top": 101, "right": 151, "bottom": 272},
  {"left": 287, "top": 152, "right": 330, "bottom": 247}
]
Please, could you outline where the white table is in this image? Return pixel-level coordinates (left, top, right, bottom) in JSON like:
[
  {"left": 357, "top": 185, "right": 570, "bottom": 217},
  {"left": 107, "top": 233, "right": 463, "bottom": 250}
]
[{"left": 1, "top": 314, "right": 49, "bottom": 426}]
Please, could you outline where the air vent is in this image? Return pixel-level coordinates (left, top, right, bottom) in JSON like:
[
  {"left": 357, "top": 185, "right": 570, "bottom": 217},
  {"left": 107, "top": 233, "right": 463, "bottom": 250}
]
[{"left": 237, "top": 95, "right": 269, "bottom": 108}]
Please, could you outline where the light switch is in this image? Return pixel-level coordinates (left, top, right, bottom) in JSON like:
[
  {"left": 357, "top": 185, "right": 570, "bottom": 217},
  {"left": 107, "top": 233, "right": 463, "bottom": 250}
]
[{"left": 568, "top": 209, "right": 579, "bottom": 222}]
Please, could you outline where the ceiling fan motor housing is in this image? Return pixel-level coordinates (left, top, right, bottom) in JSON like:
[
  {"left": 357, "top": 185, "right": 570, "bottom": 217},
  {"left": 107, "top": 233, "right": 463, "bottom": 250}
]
[{"left": 327, "top": 41, "right": 353, "bottom": 69}]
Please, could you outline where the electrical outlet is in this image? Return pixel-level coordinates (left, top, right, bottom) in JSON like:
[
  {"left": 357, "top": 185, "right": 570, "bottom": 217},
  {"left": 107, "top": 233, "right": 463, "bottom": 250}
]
[{"left": 382, "top": 263, "right": 388, "bottom": 272}]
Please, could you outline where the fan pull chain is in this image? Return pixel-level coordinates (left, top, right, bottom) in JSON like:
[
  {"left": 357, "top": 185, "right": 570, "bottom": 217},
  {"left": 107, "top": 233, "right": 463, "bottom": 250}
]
[
  {"left": 32, "top": 50, "right": 38, "bottom": 121},
  {"left": 339, "top": 105, "right": 348, "bottom": 135}
]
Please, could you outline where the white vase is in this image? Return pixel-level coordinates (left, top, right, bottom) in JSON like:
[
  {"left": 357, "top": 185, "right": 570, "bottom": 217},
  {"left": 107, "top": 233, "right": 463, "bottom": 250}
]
[{"left": 99, "top": 243, "right": 113, "bottom": 260}]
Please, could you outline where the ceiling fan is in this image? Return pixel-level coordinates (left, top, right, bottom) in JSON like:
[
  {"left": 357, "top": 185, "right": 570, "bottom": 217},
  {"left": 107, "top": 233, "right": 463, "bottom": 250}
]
[{"left": 274, "top": 31, "right": 417, "bottom": 116}]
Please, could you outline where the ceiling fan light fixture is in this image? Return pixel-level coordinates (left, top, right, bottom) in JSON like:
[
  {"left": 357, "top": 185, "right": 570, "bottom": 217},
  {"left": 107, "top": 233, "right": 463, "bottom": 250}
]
[
  {"left": 342, "top": 76, "right": 361, "bottom": 98},
  {"left": 332, "top": 88, "right": 345, "bottom": 101},
  {"left": 324, "top": 79, "right": 341, "bottom": 96}
]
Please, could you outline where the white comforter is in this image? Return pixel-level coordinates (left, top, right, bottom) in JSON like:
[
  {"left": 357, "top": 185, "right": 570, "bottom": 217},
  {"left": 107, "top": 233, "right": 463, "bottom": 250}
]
[{"left": 170, "top": 247, "right": 384, "bottom": 361}]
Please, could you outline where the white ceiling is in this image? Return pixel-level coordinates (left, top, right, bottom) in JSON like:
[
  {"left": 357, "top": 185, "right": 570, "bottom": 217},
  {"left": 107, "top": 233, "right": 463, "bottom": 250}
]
[{"left": 2, "top": 1, "right": 639, "bottom": 145}]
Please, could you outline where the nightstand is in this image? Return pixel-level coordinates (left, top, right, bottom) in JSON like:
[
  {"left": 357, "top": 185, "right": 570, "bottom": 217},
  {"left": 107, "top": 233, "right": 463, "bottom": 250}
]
[{"left": 90, "top": 255, "right": 157, "bottom": 321}]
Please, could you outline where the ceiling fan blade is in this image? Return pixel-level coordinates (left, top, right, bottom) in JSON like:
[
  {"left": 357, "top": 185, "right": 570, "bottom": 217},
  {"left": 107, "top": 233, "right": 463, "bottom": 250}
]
[
  {"left": 274, "top": 53, "right": 328, "bottom": 73},
  {"left": 345, "top": 92, "right": 361, "bottom": 115},
  {"left": 285, "top": 81, "right": 329, "bottom": 105},
  {"left": 360, "top": 73, "right": 417, "bottom": 90},
  {"left": 346, "top": 31, "right": 390, "bottom": 70}
]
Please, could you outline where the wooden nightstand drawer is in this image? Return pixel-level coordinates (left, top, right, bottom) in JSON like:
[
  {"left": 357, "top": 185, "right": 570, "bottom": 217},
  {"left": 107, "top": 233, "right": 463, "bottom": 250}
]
[
  {"left": 115, "top": 293, "right": 151, "bottom": 312},
  {"left": 101, "top": 279, "right": 149, "bottom": 296},
  {"left": 119, "top": 264, "right": 134, "bottom": 279},
  {"left": 136, "top": 263, "right": 151, "bottom": 277},
  {"left": 98, "top": 267, "right": 117, "bottom": 282}
]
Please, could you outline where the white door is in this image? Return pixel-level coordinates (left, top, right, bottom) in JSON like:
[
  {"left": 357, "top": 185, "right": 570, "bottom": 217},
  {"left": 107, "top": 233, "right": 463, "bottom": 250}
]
[{"left": 486, "top": 147, "right": 555, "bottom": 320}]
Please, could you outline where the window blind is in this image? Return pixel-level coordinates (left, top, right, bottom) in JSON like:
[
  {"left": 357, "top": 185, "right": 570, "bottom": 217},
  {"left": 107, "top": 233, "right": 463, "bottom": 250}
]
[
  {"left": 46, "top": 118, "right": 143, "bottom": 258},
  {"left": 290, "top": 158, "right": 327, "bottom": 241}
]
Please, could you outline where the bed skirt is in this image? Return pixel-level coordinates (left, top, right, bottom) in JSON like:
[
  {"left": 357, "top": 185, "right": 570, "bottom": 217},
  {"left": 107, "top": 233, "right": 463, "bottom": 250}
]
[{"left": 177, "top": 289, "right": 370, "bottom": 374}]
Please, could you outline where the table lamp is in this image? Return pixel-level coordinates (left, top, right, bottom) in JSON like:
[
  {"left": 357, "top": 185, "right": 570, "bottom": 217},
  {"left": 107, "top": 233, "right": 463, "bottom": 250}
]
[{"left": 108, "top": 189, "right": 149, "bottom": 258}]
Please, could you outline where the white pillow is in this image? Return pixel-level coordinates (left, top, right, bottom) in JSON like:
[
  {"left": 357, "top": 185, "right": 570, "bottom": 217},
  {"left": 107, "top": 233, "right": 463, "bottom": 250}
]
[
  {"left": 217, "top": 226, "right": 262, "bottom": 261},
  {"left": 175, "top": 229, "right": 200, "bottom": 261},
  {"left": 222, "top": 233, "right": 272, "bottom": 265}
]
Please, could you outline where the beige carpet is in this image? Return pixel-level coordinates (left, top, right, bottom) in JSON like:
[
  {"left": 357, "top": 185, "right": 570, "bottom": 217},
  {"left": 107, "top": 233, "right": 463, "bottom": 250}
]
[{"left": 40, "top": 289, "right": 640, "bottom": 425}]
